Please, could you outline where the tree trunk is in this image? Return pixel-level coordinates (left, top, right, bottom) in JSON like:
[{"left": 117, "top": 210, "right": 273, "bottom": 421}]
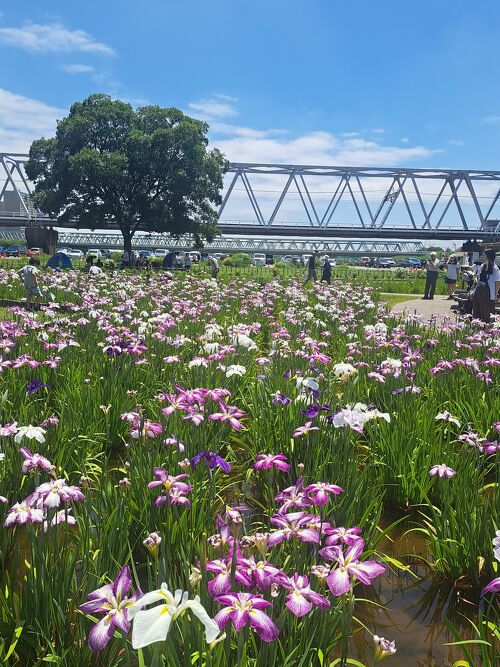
[{"left": 122, "top": 230, "right": 133, "bottom": 255}]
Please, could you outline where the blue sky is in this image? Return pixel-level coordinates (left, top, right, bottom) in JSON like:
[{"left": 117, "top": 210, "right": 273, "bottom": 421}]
[{"left": 2, "top": 0, "right": 500, "bottom": 171}]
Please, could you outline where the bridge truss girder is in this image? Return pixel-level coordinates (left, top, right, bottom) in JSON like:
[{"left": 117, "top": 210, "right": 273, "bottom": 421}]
[
  {"left": 1, "top": 153, "right": 500, "bottom": 240},
  {"left": 219, "top": 163, "right": 500, "bottom": 237},
  {"left": 49, "top": 232, "right": 425, "bottom": 255}
]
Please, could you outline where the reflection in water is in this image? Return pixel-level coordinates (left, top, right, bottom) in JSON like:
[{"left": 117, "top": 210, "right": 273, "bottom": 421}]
[{"left": 350, "top": 521, "right": 479, "bottom": 667}]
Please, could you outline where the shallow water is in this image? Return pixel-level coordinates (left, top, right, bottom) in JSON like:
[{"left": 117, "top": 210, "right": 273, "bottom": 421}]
[{"left": 351, "top": 521, "right": 481, "bottom": 666}]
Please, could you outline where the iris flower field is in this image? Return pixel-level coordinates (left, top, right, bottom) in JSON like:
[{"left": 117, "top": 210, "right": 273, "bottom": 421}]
[{"left": 0, "top": 267, "right": 497, "bottom": 666}]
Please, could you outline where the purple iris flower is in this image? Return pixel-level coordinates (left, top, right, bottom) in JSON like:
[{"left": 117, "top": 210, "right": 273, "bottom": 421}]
[
  {"left": 104, "top": 345, "right": 123, "bottom": 357},
  {"left": 79, "top": 565, "right": 142, "bottom": 652},
  {"left": 301, "top": 403, "right": 329, "bottom": 419},
  {"left": 26, "top": 379, "right": 49, "bottom": 395},
  {"left": 214, "top": 592, "right": 279, "bottom": 642},
  {"left": 278, "top": 573, "right": 330, "bottom": 617},
  {"left": 272, "top": 392, "right": 292, "bottom": 406},
  {"left": 319, "top": 539, "right": 386, "bottom": 596},
  {"left": 191, "top": 450, "right": 231, "bottom": 473},
  {"left": 482, "top": 577, "right": 500, "bottom": 595}
]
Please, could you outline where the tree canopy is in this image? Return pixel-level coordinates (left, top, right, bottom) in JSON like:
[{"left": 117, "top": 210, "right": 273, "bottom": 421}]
[{"left": 25, "top": 94, "right": 228, "bottom": 251}]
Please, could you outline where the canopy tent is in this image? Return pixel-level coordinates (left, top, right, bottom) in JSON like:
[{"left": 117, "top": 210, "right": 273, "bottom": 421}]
[{"left": 46, "top": 252, "right": 72, "bottom": 269}]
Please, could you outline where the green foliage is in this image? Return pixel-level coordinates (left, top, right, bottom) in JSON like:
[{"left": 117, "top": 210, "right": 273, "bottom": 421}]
[
  {"left": 25, "top": 94, "right": 229, "bottom": 251},
  {"left": 221, "top": 253, "right": 252, "bottom": 268}
]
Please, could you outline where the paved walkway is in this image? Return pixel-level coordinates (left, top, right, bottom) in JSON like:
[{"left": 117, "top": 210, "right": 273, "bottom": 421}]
[{"left": 391, "top": 295, "right": 457, "bottom": 321}]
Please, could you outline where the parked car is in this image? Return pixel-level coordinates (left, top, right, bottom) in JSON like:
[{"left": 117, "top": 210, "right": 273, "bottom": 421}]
[
  {"left": 400, "top": 257, "right": 422, "bottom": 268},
  {"left": 301, "top": 254, "right": 312, "bottom": 266},
  {"left": 5, "top": 245, "right": 27, "bottom": 257},
  {"left": 376, "top": 257, "right": 397, "bottom": 268},
  {"left": 358, "top": 256, "right": 371, "bottom": 266},
  {"left": 154, "top": 248, "right": 169, "bottom": 258},
  {"left": 28, "top": 247, "right": 43, "bottom": 256},
  {"left": 100, "top": 249, "right": 111, "bottom": 258},
  {"left": 280, "top": 255, "right": 294, "bottom": 263},
  {"left": 138, "top": 250, "right": 152, "bottom": 258},
  {"left": 66, "top": 249, "right": 84, "bottom": 259},
  {"left": 86, "top": 249, "right": 102, "bottom": 259},
  {"left": 188, "top": 251, "right": 201, "bottom": 263},
  {"left": 265, "top": 254, "right": 274, "bottom": 265},
  {"left": 253, "top": 253, "right": 266, "bottom": 266}
]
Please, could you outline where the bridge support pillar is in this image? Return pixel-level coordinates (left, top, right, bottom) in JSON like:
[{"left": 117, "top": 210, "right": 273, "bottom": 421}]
[{"left": 25, "top": 227, "right": 58, "bottom": 255}]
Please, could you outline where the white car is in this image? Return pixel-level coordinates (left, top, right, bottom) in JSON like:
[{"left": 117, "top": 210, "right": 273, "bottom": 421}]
[
  {"left": 66, "top": 249, "right": 84, "bottom": 259},
  {"left": 253, "top": 253, "right": 266, "bottom": 266},
  {"left": 87, "top": 249, "right": 102, "bottom": 258},
  {"left": 154, "top": 248, "right": 169, "bottom": 257}
]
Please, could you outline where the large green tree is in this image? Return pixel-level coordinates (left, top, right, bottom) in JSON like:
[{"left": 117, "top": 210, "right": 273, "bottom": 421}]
[{"left": 25, "top": 94, "right": 228, "bottom": 253}]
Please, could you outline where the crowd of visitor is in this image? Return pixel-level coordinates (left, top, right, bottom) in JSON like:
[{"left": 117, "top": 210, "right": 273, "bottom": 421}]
[{"left": 7, "top": 245, "right": 500, "bottom": 323}]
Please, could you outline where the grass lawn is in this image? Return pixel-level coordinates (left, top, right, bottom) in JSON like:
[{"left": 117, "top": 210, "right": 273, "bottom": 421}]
[{"left": 380, "top": 293, "right": 420, "bottom": 309}]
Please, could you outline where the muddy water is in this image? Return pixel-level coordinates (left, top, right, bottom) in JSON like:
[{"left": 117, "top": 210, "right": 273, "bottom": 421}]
[{"left": 351, "top": 522, "right": 479, "bottom": 666}]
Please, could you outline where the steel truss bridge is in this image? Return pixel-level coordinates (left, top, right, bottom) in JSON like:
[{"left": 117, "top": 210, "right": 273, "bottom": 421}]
[
  {"left": 1, "top": 153, "right": 500, "bottom": 241},
  {"left": 0, "top": 230, "right": 424, "bottom": 255},
  {"left": 54, "top": 233, "right": 425, "bottom": 256}
]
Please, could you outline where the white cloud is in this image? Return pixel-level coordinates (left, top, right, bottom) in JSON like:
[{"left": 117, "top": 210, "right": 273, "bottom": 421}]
[
  {"left": 61, "top": 63, "right": 95, "bottom": 74},
  {"left": 0, "top": 89, "right": 64, "bottom": 152},
  {"left": 481, "top": 116, "right": 500, "bottom": 125},
  {"left": 214, "top": 128, "right": 438, "bottom": 167},
  {"left": 210, "top": 123, "right": 450, "bottom": 224},
  {"left": 188, "top": 95, "right": 238, "bottom": 119},
  {"left": 0, "top": 22, "right": 115, "bottom": 57}
]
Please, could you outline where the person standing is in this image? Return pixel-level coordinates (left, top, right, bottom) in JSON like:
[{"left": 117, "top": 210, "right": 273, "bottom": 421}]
[
  {"left": 445, "top": 255, "right": 459, "bottom": 299},
  {"left": 473, "top": 249, "right": 500, "bottom": 322},
  {"left": 162, "top": 251, "right": 175, "bottom": 269},
  {"left": 321, "top": 256, "right": 332, "bottom": 285},
  {"left": 305, "top": 251, "right": 319, "bottom": 284},
  {"left": 18, "top": 257, "right": 42, "bottom": 310},
  {"left": 423, "top": 252, "right": 439, "bottom": 299},
  {"left": 208, "top": 255, "right": 219, "bottom": 279}
]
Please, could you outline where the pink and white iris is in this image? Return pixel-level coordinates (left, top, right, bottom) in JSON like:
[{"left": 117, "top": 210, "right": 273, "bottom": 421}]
[
  {"left": 214, "top": 592, "right": 279, "bottom": 643},
  {"left": 319, "top": 539, "right": 386, "bottom": 596},
  {"left": 278, "top": 573, "right": 330, "bottom": 617}
]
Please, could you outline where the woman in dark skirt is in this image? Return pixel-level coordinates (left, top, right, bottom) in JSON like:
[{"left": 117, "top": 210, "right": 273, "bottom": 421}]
[
  {"left": 472, "top": 249, "right": 500, "bottom": 322},
  {"left": 321, "top": 256, "right": 332, "bottom": 285}
]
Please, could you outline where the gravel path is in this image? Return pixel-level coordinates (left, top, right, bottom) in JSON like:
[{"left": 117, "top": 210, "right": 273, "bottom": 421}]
[{"left": 391, "top": 295, "right": 457, "bottom": 322}]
